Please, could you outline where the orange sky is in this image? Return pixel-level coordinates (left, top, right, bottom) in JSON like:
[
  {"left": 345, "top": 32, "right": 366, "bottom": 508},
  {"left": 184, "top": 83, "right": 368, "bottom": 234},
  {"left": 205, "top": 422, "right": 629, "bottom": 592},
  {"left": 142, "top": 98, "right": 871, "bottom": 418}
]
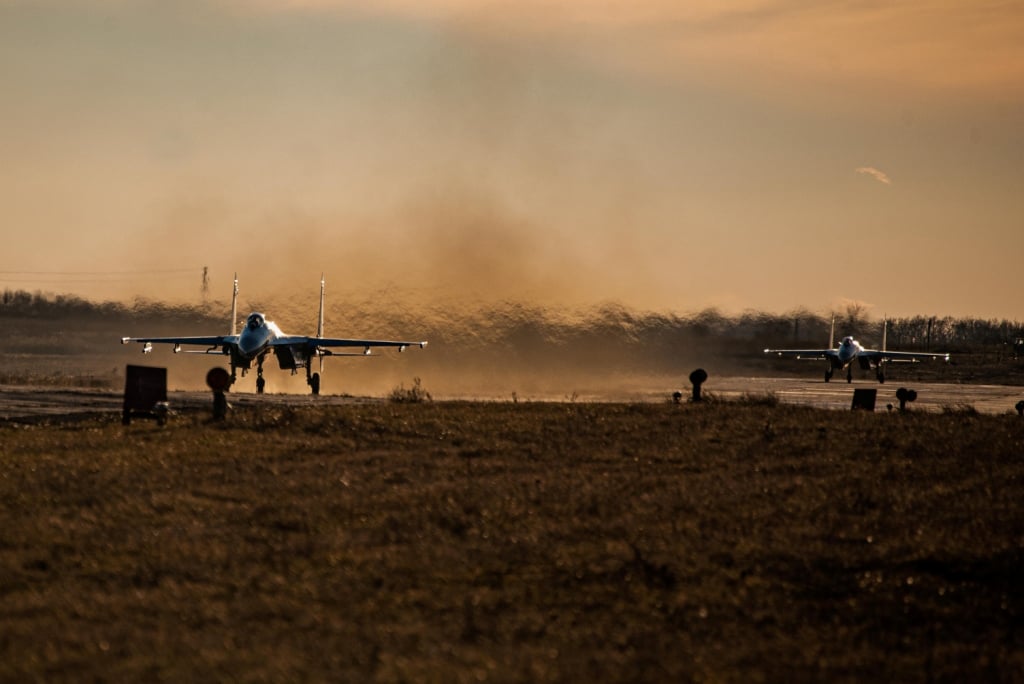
[{"left": 1, "top": 0, "right": 1022, "bottom": 319}]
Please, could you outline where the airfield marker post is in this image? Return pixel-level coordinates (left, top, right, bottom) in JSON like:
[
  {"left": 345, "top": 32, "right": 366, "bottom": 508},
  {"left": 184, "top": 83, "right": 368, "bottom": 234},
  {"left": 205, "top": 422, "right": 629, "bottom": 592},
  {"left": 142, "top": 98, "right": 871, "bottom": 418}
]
[
  {"left": 896, "top": 387, "right": 918, "bottom": 412},
  {"left": 206, "top": 367, "right": 231, "bottom": 421},
  {"left": 689, "top": 368, "right": 708, "bottom": 402}
]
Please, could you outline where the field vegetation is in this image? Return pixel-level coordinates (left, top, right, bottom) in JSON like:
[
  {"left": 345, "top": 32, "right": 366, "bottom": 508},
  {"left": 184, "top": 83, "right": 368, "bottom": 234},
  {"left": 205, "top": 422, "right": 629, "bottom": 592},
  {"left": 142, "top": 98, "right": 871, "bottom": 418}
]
[{"left": 2, "top": 399, "right": 1022, "bottom": 681}]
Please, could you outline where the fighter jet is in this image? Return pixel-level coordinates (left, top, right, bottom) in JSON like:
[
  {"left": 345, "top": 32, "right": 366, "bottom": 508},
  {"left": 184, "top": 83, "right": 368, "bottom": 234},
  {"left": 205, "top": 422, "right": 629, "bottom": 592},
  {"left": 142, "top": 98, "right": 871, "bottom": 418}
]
[
  {"left": 764, "top": 317, "right": 949, "bottom": 384},
  {"left": 121, "top": 275, "right": 426, "bottom": 395}
]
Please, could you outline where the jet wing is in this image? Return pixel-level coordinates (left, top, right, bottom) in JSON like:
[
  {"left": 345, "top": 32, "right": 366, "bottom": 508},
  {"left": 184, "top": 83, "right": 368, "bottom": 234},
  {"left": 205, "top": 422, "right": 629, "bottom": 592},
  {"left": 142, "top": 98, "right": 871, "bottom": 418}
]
[
  {"left": 763, "top": 349, "right": 838, "bottom": 360},
  {"left": 121, "top": 335, "right": 238, "bottom": 351},
  {"left": 272, "top": 336, "right": 428, "bottom": 351},
  {"left": 858, "top": 350, "right": 950, "bottom": 364}
]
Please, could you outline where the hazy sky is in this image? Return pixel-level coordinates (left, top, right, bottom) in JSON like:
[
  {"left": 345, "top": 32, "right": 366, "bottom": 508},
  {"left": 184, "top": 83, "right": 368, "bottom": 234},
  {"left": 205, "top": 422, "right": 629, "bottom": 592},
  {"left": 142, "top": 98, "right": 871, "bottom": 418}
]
[{"left": 2, "top": 0, "right": 1022, "bottom": 319}]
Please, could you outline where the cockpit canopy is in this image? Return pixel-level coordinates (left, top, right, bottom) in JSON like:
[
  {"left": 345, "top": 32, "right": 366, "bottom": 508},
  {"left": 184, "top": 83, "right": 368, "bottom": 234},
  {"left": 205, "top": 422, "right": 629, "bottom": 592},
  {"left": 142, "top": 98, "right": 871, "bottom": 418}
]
[
  {"left": 247, "top": 313, "right": 265, "bottom": 330},
  {"left": 841, "top": 336, "right": 855, "bottom": 346}
]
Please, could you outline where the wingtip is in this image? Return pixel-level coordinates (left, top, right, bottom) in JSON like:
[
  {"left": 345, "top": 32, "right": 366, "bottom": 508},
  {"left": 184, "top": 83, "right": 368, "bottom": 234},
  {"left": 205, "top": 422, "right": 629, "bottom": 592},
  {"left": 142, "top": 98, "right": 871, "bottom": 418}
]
[{"left": 420, "top": 341, "right": 428, "bottom": 349}]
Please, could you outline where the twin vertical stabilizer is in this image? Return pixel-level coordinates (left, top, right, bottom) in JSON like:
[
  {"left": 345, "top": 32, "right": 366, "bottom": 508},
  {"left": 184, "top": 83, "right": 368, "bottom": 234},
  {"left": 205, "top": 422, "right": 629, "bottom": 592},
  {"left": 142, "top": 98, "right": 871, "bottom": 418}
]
[
  {"left": 316, "top": 274, "right": 326, "bottom": 375},
  {"left": 317, "top": 273, "right": 325, "bottom": 339},
  {"left": 230, "top": 273, "right": 239, "bottom": 336}
]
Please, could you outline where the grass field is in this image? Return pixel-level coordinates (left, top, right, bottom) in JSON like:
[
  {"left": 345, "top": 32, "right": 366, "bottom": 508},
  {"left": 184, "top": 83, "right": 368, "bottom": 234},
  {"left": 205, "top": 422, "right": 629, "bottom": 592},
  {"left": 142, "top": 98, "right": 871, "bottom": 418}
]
[{"left": 2, "top": 400, "right": 1023, "bottom": 681}]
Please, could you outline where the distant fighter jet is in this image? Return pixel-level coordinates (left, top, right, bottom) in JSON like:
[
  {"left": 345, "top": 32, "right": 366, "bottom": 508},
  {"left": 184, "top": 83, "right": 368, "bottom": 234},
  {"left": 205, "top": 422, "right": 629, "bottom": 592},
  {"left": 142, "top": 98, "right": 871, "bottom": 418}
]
[
  {"left": 122, "top": 275, "right": 427, "bottom": 395},
  {"left": 764, "top": 317, "right": 949, "bottom": 383}
]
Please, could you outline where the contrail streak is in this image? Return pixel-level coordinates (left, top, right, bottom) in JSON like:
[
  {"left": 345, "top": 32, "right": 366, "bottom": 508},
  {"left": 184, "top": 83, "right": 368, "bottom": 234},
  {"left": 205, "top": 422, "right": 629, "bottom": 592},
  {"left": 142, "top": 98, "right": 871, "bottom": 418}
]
[{"left": 855, "top": 167, "right": 892, "bottom": 185}]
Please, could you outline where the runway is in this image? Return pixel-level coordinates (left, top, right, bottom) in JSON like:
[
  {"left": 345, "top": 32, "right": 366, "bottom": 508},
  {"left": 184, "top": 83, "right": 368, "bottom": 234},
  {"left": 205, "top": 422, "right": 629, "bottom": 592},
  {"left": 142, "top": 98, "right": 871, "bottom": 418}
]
[
  {"left": 692, "top": 376, "right": 1024, "bottom": 415},
  {"left": 0, "top": 385, "right": 379, "bottom": 422},
  {"left": 1, "top": 377, "right": 1022, "bottom": 421}
]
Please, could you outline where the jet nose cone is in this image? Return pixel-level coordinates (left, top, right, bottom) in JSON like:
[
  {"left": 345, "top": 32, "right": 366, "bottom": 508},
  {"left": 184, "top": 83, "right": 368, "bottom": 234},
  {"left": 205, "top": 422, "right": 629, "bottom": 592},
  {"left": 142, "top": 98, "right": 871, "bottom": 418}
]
[{"left": 238, "top": 329, "right": 269, "bottom": 357}]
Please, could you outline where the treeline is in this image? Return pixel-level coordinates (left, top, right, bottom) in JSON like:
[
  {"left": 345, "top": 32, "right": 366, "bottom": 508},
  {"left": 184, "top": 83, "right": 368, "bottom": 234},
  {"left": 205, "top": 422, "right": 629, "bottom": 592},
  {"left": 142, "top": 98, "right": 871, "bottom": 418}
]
[
  {"left": 1, "top": 289, "right": 108, "bottom": 315},
  {"left": 727, "top": 310, "right": 1024, "bottom": 351},
  {"left": 0, "top": 289, "right": 221, "bottom": 324},
  {"left": 402, "top": 303, "right": 1023, "bottom": 353}
]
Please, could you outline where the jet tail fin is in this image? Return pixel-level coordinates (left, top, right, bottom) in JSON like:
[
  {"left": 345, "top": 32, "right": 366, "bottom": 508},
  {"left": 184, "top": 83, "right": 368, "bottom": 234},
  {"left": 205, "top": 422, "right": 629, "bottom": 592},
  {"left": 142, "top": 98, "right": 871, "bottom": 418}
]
[
  {"left": 829, "top": 315, "right": 836, "bottom": 349},
  {"left": 882, "top": 317, "right": 888, "bottom": 352},
  {"left": 230, "top": 273, "right": 238, "bottom": 335},
  {"left": 317, "top": 274, "right": 325, "bottom": 339},
  {"left": 317, "top": 274, "right": 325, "bottom": 374}
]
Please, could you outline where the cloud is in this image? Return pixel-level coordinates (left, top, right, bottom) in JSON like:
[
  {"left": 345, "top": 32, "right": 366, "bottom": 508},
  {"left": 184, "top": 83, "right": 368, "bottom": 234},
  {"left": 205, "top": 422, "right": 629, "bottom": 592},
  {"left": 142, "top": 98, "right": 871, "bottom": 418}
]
[{"left": 855, "top": 167, "right": 892, "bottom": 186}]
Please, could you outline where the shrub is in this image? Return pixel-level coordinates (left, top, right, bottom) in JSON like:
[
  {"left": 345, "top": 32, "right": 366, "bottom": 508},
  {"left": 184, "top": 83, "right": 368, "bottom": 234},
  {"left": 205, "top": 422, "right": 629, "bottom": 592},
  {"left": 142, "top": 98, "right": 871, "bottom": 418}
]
[
  {"left": 388, "top": 377, "right": 432, "bottom": 403},
  {"left": 941, "top": 402, "right": 980, "bottom": 417},
  {"left": 734, "top": 391, "right": 780, "bottom": 407}
]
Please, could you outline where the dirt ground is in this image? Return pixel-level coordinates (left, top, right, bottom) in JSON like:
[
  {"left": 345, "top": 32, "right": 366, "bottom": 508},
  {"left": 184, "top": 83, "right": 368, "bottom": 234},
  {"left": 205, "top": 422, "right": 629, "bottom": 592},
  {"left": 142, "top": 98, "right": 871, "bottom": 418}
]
[{"left": 2, "top": 400, "right": 1022, "bottom": 681}]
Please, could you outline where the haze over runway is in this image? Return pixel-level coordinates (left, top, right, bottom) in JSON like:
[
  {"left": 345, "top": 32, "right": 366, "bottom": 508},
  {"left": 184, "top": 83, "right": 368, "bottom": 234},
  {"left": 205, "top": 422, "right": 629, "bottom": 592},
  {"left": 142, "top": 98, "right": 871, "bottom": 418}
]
[{"left": 2, "top": 1, "right": 1022, "bottom": 319}]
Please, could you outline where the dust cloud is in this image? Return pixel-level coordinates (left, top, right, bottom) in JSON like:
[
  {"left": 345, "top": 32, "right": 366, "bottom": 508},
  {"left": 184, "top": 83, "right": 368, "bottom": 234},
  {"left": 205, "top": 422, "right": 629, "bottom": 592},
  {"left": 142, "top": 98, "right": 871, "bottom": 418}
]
[
  {"left": 100, "top": 293, "right": 815, "bottom": 398},
  {"left": 128, "top": 183, "right": 652, "bottom": 316},
  {"left": 90, "top": 189, "right": 739, "bottom": 397},
  {"left": 1, "top": 179, "right": 781, "bottom": 398},
  {"left": 2, "top": 285, "right": 818, "bottom": 398}
]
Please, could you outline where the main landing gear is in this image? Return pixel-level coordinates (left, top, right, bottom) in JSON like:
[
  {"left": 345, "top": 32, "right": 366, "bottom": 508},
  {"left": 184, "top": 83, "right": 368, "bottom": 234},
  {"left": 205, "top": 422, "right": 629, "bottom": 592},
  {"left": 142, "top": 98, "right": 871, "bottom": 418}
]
[
  {"left": 228, "top": 360, "right": 268, "bottom": 394},
  {"left": 825, "top": 367, "right": 854, "bottom": 383},
  {"left": 826, "top": 365, "right": 885, "bottom": 384},
  {"left": 305, "top": 363, "right": 321, "bottom": 396}
]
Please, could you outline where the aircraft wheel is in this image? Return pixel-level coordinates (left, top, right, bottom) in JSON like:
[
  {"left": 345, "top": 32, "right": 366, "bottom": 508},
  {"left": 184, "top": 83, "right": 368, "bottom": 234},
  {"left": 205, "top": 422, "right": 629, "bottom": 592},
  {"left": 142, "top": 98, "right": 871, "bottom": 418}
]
[
  {"left": 824, "top": 371, "right": 831, "bottom": 383},
  {"left": 878, "top": 374, "right": 885, "bottom": 384},
  {"left": 256, "top": 376, "right": 266, "bottom": 394},
  {"left": 310, "top": 373, "right": 321, "bottom": 396}
]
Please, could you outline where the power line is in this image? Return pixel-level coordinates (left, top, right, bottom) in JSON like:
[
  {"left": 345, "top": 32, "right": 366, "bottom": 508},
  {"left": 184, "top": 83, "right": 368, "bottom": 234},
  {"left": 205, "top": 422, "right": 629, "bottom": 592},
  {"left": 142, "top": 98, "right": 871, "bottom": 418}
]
[
  {"left": 0, "top": 277, "right": 200, "bottom": 285},
  {"left": 0, "top": 267, "right": 207, "bottom": 285},
  {"left": 0, "top": 268, "right": 202, "bottom": 276}
]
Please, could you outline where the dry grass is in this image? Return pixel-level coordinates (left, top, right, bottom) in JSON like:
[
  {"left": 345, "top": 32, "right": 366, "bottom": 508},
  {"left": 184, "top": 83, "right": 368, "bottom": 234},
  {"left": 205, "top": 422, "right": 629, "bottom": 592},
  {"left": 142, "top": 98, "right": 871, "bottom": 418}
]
[
  {"left": 0, "top": 370, "right": 120, "bottom": 389},
  {"left": 2, "top": 401, "right": 1023, "bottom": 682}
]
